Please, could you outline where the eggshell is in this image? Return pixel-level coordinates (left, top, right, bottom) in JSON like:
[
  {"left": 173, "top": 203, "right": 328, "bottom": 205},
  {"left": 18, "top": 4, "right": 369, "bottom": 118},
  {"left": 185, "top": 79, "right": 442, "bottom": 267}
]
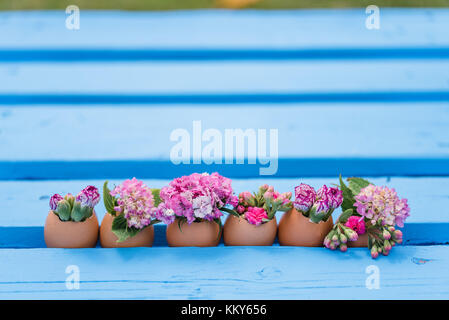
[
  {"left": 223, "top": 214, "right": 277, "bottom": 246},
  {"left": 99, "top": 213, "right": 154, "bottom": 248},
  {"left": 348, "top": 233, "right": 369, "bottom": 247},
  {"left": 278, "top": 208, "right": 333, "bottom": 247},
  {"left": 44, "top": 210, "right": 99, "bottom": 248},
  {"left": 166, "top": 219, "right": 221, "bottom": 247}
]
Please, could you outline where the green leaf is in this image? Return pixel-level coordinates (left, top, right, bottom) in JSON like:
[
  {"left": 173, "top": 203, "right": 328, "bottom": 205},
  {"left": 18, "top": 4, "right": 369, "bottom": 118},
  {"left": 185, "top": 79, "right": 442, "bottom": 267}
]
[
  {"left": 339, "top": 174, "right": 356, "bottom": 212},
  {"left": 149, "top": 219, "right": 161, "bottom": 226},
  {"left": 151, "top": 188, "right": 162, "bottom": 207},
  {"left": 70, "top": 201, "right": 85, "bottom": 222},
  {"left": 368, "top": 234, "right": 373, "bottom": 249},
  {"left": 308, "top": 206, "right": 327, "bottom": 224},
  {"left": 103, "top": 181, "right": 117, "bottom": 216},
  {"left": 337, "top": 208, "right": 354, "bottom": 223},
  {"left": 214, "top": 218, "right": 223, "bottom": 241},
  {"left": 111, "top": 213, "right": 140, "bottom": 242},
  {"left": 55, "top": 200, "right": 71, "bottom": 221},
  {"left": 348, "top": 177, "right": 372, "bottom": 196},
  {"left": 177, "top": 217, "right": 186, "bottom": 233},
  {"left": 220, "top": 206, "right": 240, "bottom": 218}
]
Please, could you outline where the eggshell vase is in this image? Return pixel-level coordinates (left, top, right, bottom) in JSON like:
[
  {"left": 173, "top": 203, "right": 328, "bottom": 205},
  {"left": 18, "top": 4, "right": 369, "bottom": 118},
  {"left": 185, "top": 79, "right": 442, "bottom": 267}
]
[
  {"left": 99, "top": 213, "right": 154, "bottom": 248},
  {"left": 44, "top": 210, "right": 99, "bottom": 248},
  {"left": 348, "top": 233, "right": 369, "bottom": 247},
  {"left": 223, "top": 215, "right": 277, "bottom": 246},
  {"left": 278, "top": 208, "right": 333, "bottom": 247},
  {"left": 166, "top": 219, "right": 221, "bottom": 247}
]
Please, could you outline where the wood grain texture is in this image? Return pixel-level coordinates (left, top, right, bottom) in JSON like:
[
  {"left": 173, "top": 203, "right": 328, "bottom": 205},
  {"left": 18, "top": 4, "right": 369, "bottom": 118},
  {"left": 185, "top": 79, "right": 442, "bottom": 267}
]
[
  {"left": 0, "top": 246, "right": 448, "bottom": 299},
  {"left": 3, "top": 104, "right": 447, "bottom": 160},
  {"left": 1, "top": 103, "right": 448, "bottom": 178},
  {"left": 1, "top": 9, "right": 448, "bottom": 50},
  {"left": 1, "top": 60, "right": 448, "bottom": 94}
]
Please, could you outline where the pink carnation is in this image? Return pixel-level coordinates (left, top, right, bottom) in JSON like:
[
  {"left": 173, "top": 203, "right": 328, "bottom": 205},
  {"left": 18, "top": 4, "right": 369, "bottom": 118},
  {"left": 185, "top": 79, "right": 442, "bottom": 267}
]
[
  {"left": 76, "top": 185, "right": 100, "bottom": 208},
  {"left": 344, "top": 216, "right": 366, "bottom": 235},
  {"left": 294, "top": 184, "right": 316, "bottom": 212},
  {"left": 49, "top": 194, "right": 64, "bottom": 211},
  {"left": 354, "top": 185, "right": 410, "bottom": 227},
  {"left": 111, "top": 178, "right": 156, "bottom": 229},
  {"left": 245, "top": 207, "right": 268, "bottom": 226}
]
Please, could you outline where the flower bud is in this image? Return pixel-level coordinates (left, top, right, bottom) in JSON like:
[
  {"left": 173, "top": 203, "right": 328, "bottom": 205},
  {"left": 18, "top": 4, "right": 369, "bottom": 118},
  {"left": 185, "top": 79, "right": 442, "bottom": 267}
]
[
  {"left": 49, "top": 194, "right": 64, "bottom": 211},
  {"left": 340, "top": 244, "right": 348, "bottom": 252},
  {"left": 339, "top": 233, "right": 348, "bottom": 244},
  {"left": 263, "top": 191, "right": 273, "bottom": 200},
  {"left": 394, "top": 230, "right": 403, "bottom": 239},
  {"left": 383, "top": 230, "right": 391, "bottom": 240},
  {"left": 371, "top": 246, "right": 379, "bottom": 259},
  {"left": 343, "top": 227, "right": 358, "bottom": 242},
  {"left": 384, "top": 239, "right": 392, "bottom": 251},
  {"left": 323, "top": 238, "right": 331, "bottom": 248}
]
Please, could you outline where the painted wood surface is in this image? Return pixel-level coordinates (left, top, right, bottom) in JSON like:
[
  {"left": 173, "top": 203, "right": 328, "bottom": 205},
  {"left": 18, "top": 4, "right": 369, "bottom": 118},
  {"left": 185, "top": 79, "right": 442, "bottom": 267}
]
[
  {"left": 1, "top": 60, "right": 449, "bottom": 95},
  {"left": 1, "top": 8, "right": 448, "bottom": 300},
  {"left": 0, "top": 246, "right": 448, "bottom": 299},
  {"left": 1, "top": 103, "right": 448, "bottom": 178},
  {"left": 1, "top": 9, "right": 449, "bottom": 51},
  {"left": 0, "top": 177, "right": 447, "bottom": 248}
]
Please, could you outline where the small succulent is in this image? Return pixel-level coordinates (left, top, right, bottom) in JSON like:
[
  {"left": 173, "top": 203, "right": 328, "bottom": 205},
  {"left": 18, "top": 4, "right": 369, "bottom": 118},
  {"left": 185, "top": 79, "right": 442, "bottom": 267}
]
[{"left": 50, "top": 186, "right": 100, "bottom": 222}]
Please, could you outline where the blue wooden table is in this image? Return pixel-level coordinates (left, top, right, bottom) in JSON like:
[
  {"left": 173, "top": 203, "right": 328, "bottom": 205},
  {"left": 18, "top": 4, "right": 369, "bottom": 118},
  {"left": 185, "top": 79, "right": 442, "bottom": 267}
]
[{"left": 0, "top": 8, "right": 449, "bottom": 299}]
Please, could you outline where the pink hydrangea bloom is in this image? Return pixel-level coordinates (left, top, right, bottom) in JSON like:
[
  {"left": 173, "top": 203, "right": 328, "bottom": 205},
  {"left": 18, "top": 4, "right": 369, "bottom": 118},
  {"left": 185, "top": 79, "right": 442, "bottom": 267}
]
[
  {"left": 111, "top": 178, "right": 156, "bottom": 229},
  {"left": 156, "top": 172, "right": 236, "bottom": 225},
  {"left": 76, "top": 185, "right": 100, "bottom": 208},
  {"left": 294, "top": 184, "right": 316, "bottom": 212},
  {"left": 245, "top": 207, "right": 268, "bottom": 226},
  {"left": 344, "top": 216, "right": 366, "bottom": 235},
  {"left": 49, "top": 194, "right": 64, "bottom": 211},
  {"left": 354, "top": 185, "right": 410, "bottom": 227}
]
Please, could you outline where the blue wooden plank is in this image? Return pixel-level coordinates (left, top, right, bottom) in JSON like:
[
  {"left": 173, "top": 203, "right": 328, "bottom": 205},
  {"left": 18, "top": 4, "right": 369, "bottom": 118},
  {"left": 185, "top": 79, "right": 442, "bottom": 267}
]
[
  {"left": 1, "top": 61, "right": 448, "bottom": 95},
  {"left": 0, "top": 177, "right": 447, "bottom": 247},
  {"left": 1, "top": 48, "right": 449, "bottom": 62},
  {"left": 0, "top": 103, "right": 448, "bottom": 178},
  {"left": 1, "top": 9, "right": 448, "bottom": 50},
  {"left": 0, "top": 246, "right": 448, "bottom": 299},
  {"left": 2, "top": 158, "right": 449, "bottom": 180}
]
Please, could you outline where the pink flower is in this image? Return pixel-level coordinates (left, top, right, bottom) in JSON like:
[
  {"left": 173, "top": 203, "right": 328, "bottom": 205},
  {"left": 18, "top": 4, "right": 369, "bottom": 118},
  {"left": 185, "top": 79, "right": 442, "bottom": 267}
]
[
  {"left": 156, "top": 172, "right": 236, "bottom": 224},
  {"left": 49, "top": 194, "right": 64, "bottom": 211},
  {"left": 245, "top": 207, "right": 268, "bottom": 226},
  {"left": 294, "top": 184, "right": 316, "bottom": 212},
  {"left": 76, "top": 185, "right": 100, "bottom": 208},
  {"left": 354, "top": 185, "right": 410, "bottom": 227},
  {"left": 327, "top": 187, "right": 343, "bottom": 209},
  {"left": 237, "top": 205, "right": 246, "bottom": 214},
  {"left": 344, "top": 216, "right": 366, "bottom": 235},
  {"left": 111, "top": 178, "right": 156, "bottom": 229}
]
